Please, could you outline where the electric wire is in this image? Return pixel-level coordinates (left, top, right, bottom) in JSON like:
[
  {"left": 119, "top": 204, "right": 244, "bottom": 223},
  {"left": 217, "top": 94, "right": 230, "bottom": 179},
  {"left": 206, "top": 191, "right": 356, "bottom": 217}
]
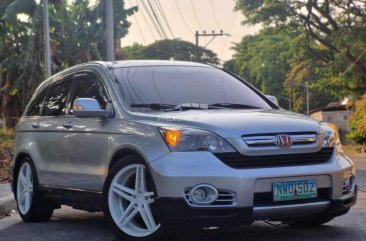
[
  {"left": 190, "top": 0, "right": 203, "bottom": 31},
  {"left": 140, "top": 0, "right": 165, "bottom": 39},
  {"left": 154, "top": 0, "right": 175, "bottom": 38},
  {"left": 147, "top": 0, "right": 169, "bottom": 39},
  {"left": 135, "top": 0, "right": 158, "bottom": 40},
  {"left": 128, "top": 0, "right": 147, "bottom": 44},
  {"left": 220, "top": 12, "right": 238, "bottom": 58},
  {"left": 173, "top": 0, "right": 194, "bottom": 34},
  {"left": 209, "top": 0, "right": 221, "bottom": 30}
]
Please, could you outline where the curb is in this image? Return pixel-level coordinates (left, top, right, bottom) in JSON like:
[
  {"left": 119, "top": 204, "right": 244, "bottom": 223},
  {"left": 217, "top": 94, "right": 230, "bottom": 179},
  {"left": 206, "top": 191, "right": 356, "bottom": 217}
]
[
  {"left": 0, "top": 194, "right": 16, "bottom": 217},
  {"left": 0, "top": 184, "right": 16, "bottom": 217}
]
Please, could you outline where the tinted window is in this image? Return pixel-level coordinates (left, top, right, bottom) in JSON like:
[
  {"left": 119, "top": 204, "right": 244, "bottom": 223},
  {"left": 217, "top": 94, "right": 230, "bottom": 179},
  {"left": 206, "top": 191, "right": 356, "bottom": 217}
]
[
  {"left": 26, "top": 89, "right": 47, "bottom": 116},
  {"left": 114, "top": 66, "right": 271, "bottom": 112},
  {"left": 42, "top": 80, "right": 72, "bottom": 116},
  {"left": 70, "top": 73, "right": 108, "bottom": 114}
]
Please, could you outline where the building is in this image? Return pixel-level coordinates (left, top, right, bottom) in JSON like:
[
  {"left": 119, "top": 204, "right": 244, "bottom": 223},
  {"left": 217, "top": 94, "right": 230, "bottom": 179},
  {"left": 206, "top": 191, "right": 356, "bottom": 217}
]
[{"left": 310, "top": 102, "right": 352, "bottom": 144}]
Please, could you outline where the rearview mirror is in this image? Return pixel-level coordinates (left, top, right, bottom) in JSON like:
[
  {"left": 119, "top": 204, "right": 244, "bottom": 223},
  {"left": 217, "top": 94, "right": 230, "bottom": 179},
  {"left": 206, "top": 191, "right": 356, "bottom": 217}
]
[
  {"left": 266, "top": 95, "right": 279, "bottom": 106},
  {"left": 73, "top": 98, "right": 112, "bottom": 118}
]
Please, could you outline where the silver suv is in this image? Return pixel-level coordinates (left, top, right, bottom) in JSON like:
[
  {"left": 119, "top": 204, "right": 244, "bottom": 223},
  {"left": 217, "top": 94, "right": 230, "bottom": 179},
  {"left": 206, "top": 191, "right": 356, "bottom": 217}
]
[{"left": 11, "top": 61, "right": 357, "bottom": 240}]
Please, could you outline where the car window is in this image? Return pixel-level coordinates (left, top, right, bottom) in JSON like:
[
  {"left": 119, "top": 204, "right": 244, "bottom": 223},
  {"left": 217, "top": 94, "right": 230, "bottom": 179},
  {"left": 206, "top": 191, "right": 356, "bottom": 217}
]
[
  {"left": 70, "top": 72, "right": 109, "bottom": 115},
  {"left": 42, "top": 79, "right": 72, "bottom": 116},
  {"left": 26, "top": 88, "right": 48, "bottom": 116}
]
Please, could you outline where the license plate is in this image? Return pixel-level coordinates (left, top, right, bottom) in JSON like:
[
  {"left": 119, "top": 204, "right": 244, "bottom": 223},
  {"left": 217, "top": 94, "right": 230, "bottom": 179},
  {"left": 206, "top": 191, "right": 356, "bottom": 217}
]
[{"left": 273, "top": 180, "right": 317, "bottom": 202}]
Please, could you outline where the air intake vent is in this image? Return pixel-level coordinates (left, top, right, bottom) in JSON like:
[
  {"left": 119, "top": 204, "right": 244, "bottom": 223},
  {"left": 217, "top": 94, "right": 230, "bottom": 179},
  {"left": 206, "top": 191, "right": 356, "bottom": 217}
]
[{"left": 214, "top": 147, "right": 334, "bottom": 168}]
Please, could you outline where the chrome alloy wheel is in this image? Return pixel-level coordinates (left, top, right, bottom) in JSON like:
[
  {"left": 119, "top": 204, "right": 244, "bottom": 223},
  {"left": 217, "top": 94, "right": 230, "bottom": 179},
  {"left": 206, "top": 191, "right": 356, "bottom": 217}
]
[
  {"left": 17, "top": 162, "right": 34, "bottom": 215},
  {"left": 108, "top": 164, "right": 160, "bottom": 238}
]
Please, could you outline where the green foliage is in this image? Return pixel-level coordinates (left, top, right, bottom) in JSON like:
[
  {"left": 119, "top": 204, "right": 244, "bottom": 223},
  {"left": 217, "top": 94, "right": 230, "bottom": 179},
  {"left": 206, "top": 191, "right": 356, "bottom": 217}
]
[
  {"left": 123, "top": 39, "right": 220, "bottom": 65},
  {"left": 0, "top": 0, "right": 134, "bottom": 126},
  {"left": 348, "top": 95, "right": 366, "bottom": 145},
  {"left": 234, "top": 0, "right": 366, "bottom": 98}
]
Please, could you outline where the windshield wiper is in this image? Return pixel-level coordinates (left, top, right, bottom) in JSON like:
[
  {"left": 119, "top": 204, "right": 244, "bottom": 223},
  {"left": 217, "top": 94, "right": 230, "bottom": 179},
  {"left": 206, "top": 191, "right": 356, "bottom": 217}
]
[
  {"left": 209, "top": 103, "right": 261, "bottom": 109},
  {"left": 131, "top": 103, "right": 221, "bottom": 111},
  {"left": 131, "top": 103, "right": 177, "bottom": 111}
]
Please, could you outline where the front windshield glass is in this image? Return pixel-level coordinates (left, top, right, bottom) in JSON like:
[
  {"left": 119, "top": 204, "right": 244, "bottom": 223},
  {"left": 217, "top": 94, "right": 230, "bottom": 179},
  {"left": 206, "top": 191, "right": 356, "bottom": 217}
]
[{"left": 113, "top": 66, "right": 272, "bottom": 112}]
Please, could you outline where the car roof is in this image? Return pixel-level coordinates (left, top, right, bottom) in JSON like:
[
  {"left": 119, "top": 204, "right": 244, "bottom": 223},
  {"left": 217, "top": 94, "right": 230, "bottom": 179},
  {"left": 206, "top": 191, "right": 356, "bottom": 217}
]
[{"left": 94, "top": 60, "right": 214, "bottom": 69}]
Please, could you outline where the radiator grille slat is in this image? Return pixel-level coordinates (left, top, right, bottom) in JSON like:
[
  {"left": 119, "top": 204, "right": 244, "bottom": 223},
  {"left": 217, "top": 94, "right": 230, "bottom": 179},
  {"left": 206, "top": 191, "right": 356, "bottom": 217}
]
[{"left": 214, "top": 148, "right": 334, "bottom": 168}]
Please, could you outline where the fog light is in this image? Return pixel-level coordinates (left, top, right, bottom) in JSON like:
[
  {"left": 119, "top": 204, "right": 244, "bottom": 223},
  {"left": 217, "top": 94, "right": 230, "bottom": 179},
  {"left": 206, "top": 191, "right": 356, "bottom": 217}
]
[
  {"left": 192, "top": 188, "right": 207, "bottom": 203},
  {"left": 346, "top": 175, "right": 356, "bottom": 193},
  {"left": 188, "top": 184, "right": 218, "bottom": 205}
]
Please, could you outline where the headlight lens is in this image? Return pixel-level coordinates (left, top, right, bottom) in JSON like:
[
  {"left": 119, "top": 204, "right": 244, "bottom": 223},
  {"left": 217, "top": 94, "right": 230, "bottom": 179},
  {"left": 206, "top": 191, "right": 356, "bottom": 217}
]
[
  {"left": 159, "top": 127, "right": 236, "bottom": 153},
  {"left": 321, "top": 122, "right": 344, "bottom": 154}
]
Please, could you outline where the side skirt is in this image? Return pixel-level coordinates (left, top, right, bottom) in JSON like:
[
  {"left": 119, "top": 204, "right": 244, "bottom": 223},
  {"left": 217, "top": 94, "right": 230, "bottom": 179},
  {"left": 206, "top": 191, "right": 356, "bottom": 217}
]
[{"left": 38, "top": 185, "right": 103, "bottom": 212}]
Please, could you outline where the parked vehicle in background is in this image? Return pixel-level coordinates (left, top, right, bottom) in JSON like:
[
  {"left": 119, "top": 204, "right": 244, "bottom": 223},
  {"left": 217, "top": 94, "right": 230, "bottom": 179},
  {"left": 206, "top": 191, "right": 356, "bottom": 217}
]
[{"left": 10, "top": 61, "right": 357, "bottom": 241}]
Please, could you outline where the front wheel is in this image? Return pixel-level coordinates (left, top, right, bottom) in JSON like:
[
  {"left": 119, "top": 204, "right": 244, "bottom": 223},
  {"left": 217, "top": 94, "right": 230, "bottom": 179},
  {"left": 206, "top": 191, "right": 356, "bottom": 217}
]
[{"left": 103, "top": 156, "right": 164, "bottom": 241}]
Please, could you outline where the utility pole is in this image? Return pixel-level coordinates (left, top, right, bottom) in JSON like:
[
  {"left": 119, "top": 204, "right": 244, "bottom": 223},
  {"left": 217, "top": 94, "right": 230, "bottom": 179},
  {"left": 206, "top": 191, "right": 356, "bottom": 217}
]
[
  {"left": 105, "top": 0, "right": 114, "bottom": 61},
  {"left": 195, "top": 30, "right": 225, "bottom": 62},
  {"left": 43, "top": 0, "right": 51, "bottom": 78},
  {"left": 305, "top": 81, "right": 309, "bottom": 116}
]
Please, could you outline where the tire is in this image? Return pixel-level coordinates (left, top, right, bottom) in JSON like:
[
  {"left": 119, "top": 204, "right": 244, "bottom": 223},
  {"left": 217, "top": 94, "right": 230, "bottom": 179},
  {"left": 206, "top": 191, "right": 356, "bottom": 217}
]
[
  {"left": 15, "top": 157, "right": 54, "bottom": 222},
  {"left": 288, "top": 215, "right": 335, "bottom": 228},
  {"left": 103, "top": 155, "right": 165, "bottom": 241}
]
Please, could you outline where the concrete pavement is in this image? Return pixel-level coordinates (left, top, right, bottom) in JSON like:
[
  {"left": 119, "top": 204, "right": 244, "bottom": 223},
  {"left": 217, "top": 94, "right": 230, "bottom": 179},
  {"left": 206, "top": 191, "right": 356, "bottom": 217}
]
[{"left": 0, "top": 184, "right": 16, "bottom": 218}]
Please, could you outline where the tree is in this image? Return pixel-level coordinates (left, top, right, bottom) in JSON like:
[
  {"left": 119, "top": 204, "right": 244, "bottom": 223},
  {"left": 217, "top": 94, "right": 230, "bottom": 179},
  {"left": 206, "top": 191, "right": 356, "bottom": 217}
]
[
  {"left": 123, "top": 39, "right": 220, "bottom": 65},
  {"left": 348, "top": 95, "right": 366, "bottom": 147},
  {"left": 235, "top": 0, "right": 366, "bottom": 97},
  {"left": 0, "top": 0, "right": 135, "bottom": 127}
]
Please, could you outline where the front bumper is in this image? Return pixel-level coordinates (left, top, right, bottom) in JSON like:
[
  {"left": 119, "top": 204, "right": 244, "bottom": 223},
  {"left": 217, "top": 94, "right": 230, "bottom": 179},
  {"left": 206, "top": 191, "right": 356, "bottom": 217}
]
[
  {"left": 148, "top": 149, "right": 356, "bottom": 224},
  {"left": 154, "top": 188, "right": 357, "bottom": 227}
]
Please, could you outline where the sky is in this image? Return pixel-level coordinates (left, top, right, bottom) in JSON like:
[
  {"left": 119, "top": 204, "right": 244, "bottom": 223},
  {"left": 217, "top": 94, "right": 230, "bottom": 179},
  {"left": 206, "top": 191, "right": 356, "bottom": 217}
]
[{"left": 123, "top": 0, "right": 260, "bottom": 63}]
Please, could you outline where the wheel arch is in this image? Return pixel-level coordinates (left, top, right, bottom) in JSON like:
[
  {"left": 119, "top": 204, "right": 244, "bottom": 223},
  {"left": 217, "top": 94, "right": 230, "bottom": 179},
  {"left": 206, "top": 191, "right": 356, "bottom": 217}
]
[{"left": 108, "top": 146, "right": 149, "bottom": 171}]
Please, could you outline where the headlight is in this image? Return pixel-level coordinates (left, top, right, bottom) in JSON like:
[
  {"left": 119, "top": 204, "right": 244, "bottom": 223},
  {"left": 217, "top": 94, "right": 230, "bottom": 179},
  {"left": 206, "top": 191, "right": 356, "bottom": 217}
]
[
  {"left": 321, "top": 122, "right": 344, "bottom": 155},
  {"left": 159, "top": 127, "right": 236, "bottom": 153}
]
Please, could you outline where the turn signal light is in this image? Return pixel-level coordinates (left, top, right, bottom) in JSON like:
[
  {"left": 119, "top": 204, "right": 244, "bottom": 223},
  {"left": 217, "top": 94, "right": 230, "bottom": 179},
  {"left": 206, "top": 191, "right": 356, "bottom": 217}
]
[{"left": 164, "top": 129, "right": 181, "bottom": 147}]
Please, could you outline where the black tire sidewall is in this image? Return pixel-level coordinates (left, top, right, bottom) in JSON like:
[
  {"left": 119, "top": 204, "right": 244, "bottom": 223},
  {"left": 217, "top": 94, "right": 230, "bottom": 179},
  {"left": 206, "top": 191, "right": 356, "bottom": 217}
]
[{"left": 103, "top": 155, "right": 165, "bottom": 241}]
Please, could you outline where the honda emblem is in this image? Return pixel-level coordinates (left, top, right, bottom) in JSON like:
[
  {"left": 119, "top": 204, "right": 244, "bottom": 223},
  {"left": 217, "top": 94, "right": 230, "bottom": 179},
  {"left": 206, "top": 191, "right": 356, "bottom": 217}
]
[{"left": 277, "top": 134, "right": 291, "bottom": 148}]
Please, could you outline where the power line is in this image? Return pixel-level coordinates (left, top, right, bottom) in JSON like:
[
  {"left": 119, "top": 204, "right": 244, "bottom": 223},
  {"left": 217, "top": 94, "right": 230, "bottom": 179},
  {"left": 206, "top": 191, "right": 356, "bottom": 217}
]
[
  {"left": 209, "top": 0, "right": 220, "bottom": 30},
  {"left": 140, "top": 0, "right": 165, "bottom": 39},
  {"left": 190, "top": 0, "right": 203, "bottom": 31},
  {"left": 173, "top": 0, "right": 194, "bottom": 34},
  {"left": 129, "top": 0, "right": 147, "bottom": 44},
  {"left": 154, "top": 0, "right": 175, "bottom": 38},
  {"left": 220, "top": 12, "right": 238, "bottom": 58},
  {"left": 147, "top": 0, "right": 169, "bottom": 39},
  {"left": 135, "top": 0, "right": 158, "bottom": 40}
]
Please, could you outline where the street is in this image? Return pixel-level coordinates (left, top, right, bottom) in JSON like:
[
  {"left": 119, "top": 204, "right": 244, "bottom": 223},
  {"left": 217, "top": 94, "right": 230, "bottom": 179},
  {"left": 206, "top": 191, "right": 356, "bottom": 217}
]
[{"left": 1, "top": 156, "right": 365, "bottom": 241}]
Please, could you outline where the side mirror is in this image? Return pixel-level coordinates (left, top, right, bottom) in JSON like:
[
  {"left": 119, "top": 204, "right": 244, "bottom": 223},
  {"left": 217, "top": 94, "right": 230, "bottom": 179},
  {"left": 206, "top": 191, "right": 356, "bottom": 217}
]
[
  {"left": 266, "top": 95, "right": 279, "bottom": 106},
  {"left": 73, "top": 98, "right": 112, "bottom": 118}
]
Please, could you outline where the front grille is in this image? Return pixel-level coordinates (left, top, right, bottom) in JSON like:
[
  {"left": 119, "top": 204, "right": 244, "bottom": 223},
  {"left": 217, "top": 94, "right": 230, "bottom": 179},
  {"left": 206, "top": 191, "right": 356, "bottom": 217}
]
[
  {"left": 214, "top": 147, "right": 334, "bottom": 168},
  {"left": 242, "top": 132, "right": 318, "bottom": 148},
  {"left": 253, "top": 188, "right": 331, "bottom": 206}
]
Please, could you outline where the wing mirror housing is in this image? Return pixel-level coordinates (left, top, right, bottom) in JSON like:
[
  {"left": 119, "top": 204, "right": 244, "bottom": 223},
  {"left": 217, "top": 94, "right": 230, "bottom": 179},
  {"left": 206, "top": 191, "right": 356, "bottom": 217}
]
[
  {"left": 266, "top": 95, "right": 279, "bottom": 106},
  {"left": 73, "top": 98, "right": 113, "bottom": 118}
]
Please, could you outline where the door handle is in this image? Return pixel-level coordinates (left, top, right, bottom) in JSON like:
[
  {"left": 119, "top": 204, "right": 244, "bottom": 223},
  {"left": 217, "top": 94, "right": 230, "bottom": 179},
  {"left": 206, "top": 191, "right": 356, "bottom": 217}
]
[
  {"left": 31, "top": 122, "right": 40, "bottom": 129},
  {"left": 62, "top": 122, "right": 73, "bottom": 129}
]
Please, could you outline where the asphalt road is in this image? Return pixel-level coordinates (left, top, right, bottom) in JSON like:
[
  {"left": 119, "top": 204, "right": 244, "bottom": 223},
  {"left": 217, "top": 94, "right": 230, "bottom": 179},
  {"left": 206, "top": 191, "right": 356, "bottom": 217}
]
[{"left": 1, "top": 155, "right": 365, "bottom": 241}]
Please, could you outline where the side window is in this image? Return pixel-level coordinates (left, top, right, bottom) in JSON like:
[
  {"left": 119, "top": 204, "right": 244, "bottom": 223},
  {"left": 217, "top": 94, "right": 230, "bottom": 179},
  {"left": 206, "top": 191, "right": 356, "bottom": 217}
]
[
  {"left": 26, "top": 88, "right": 48, "bottom": 116},
  {"left": 70, "top": 73, "right": 109, "bottom": 114},
  {"left": 42, "top": 79, "right": 72, "bottom": 116}
]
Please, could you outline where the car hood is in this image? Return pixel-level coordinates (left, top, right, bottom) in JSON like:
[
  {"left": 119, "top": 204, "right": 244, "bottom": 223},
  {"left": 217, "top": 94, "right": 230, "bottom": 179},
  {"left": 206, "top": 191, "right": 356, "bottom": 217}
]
[{"left": 134, "top": 109, "right": 321, "bottom": 138}]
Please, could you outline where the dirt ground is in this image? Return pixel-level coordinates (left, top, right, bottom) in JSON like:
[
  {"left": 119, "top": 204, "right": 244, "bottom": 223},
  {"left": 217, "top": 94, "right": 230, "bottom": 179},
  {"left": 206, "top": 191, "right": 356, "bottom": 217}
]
[{"left": 0, "top": 148, "right": 12, "bottom": 184}]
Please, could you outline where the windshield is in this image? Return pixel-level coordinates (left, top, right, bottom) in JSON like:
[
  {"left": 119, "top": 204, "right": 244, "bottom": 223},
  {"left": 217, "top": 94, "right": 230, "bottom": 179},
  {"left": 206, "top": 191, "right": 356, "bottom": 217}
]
[{"left": 113, "top": 66, "right": 272, "bottom": 112}]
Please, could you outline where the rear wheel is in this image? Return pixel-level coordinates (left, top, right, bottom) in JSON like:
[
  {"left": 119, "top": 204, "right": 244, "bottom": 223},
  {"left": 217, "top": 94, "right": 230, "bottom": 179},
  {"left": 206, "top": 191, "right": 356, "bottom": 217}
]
[
  {"left": 15, "top": 158, "right": 54, "bottom": 222},
  {"left": 103, "top": 155, "right": 164, "bottom": 241}
]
